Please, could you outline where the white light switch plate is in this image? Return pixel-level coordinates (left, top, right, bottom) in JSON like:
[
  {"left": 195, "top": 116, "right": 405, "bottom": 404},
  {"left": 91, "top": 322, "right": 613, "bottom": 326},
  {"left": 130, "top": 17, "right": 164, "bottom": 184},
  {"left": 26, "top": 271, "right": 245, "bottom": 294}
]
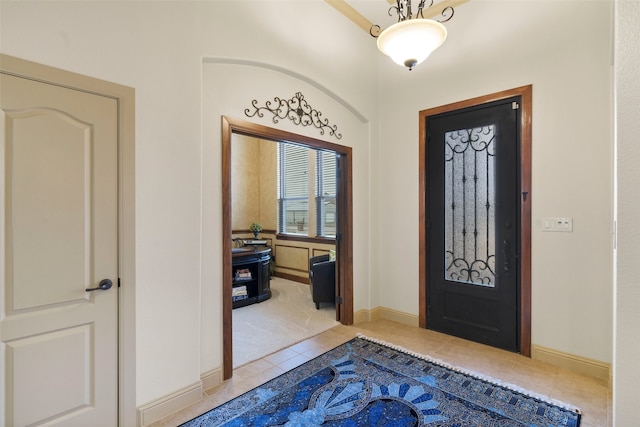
[{"left": 542, "top": 216, "right": 573, "bottom": 232}]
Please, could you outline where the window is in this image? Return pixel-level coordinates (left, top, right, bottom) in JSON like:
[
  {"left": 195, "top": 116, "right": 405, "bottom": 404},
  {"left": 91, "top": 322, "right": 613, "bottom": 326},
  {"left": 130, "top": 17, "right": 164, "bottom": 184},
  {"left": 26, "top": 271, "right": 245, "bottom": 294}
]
[
  {"left": 277, "top": 143, "right": 338, "bottom": 238},
  {"left": 277, "top": 143, "right": 309, "bottom": 234},
  {"left": 316, "top": 150, "right": 337, "bottom": 237}
]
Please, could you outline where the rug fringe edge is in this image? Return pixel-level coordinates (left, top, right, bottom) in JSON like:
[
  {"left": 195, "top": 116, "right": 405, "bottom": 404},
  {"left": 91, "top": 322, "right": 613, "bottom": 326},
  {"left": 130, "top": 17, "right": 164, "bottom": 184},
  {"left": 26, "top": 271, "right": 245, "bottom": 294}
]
[{"left": 354, "top": 333, "right": 582, "bottom": 415}]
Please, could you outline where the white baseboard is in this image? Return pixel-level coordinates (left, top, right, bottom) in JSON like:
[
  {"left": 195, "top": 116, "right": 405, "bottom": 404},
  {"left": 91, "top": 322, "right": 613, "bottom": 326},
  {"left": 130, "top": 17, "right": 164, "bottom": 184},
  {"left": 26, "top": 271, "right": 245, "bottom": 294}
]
[
  {"left": 137, "top": 367, "right": 222, "bottom": 426},
  {"left": 354, "top": 306, "right": 419, "bottom": 327},
  {"left": 532, "top": 344, "right": 611, "bottom": 385},
  {"left": 137, "top": 382, "right": 202, "bottom": 426},
  {"left": 201, "top": 367, "right": 223, "bottom": 392}
]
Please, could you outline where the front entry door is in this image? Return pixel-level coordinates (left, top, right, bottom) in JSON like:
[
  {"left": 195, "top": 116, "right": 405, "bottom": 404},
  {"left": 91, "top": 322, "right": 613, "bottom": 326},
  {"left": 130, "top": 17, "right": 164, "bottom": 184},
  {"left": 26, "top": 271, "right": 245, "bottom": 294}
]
[
  {"left": 1, "top": 71, "right": 118, "bottom": 425},
  {"left": 426, "top": 98, "right": 521, "bottom": 352}
]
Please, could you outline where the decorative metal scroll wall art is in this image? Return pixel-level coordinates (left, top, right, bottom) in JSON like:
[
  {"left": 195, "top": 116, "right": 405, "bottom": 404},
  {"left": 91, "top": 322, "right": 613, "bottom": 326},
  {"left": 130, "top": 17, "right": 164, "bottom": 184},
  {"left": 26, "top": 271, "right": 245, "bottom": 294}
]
[
  {"left": 244, "top": 92, "right": 342, "bottom": 140},
  {"left": 444, "top": 126, "right": 496, "bottom": 287}
]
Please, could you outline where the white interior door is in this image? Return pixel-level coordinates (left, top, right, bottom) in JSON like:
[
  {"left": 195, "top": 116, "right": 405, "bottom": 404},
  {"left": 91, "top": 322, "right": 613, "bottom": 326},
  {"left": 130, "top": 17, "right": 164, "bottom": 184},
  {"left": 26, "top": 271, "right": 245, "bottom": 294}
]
[{"left": 1, "top": 72, "right": 118, "bottom": 426}]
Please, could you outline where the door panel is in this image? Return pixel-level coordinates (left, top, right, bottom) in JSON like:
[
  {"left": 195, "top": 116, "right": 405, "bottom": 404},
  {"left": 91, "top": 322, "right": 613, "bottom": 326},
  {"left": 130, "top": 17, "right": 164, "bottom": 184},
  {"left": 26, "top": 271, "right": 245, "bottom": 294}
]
[
  {"left": 8, "top": 326, "right": 92, "bottom": 427},
  {"left": 8, "top": 108, "right": 92, "bottom": 312},
  {"left": 426, "top": 98, "right": 520, "bottom": 352},
  {"left": 1, "top": 73, "right": 118, "bottom": 426}
]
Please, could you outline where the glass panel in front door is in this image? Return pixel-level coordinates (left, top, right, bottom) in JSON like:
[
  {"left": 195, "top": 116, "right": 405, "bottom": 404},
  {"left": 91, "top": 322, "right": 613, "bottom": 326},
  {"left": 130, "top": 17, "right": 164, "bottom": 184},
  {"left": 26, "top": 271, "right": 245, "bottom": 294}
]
[{"left": 444, "top": 126, "right": 496, "bottom": 287}]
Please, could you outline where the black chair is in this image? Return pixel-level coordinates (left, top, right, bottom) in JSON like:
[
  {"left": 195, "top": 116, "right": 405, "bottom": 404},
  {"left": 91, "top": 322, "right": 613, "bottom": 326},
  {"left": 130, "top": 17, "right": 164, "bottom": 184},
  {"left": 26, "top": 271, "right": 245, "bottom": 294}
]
[{"left": 309, "top": 254, "right": 336, "bottom": 309}]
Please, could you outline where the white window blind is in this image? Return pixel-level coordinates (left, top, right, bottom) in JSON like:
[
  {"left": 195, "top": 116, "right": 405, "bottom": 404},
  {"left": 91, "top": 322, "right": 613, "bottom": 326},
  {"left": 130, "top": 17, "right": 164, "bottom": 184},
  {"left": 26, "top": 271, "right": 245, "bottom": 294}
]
[
  {"left": 277, "top": 143, "right": 309, "bottom": 234},
  {"left": 316, "top": 150, "right": 337, "bottom": 237},
  {"left": 277, "top": 143, "right": 338, "bottom": 238}
]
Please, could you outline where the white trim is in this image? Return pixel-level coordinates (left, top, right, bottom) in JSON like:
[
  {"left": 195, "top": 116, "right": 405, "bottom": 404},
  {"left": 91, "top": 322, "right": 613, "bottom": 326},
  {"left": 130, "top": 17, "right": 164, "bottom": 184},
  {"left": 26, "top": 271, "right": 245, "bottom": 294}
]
[
  {"left": 137, "top": 382, "right": 203, "bottom": 427},
  {"left": 354, "top": 306, "right": 419, "bottom": 326},
  {"left": 201, "top": 367, "right": 223, "bottom": 393},
  {"left": 136, "top": 368, "right": 222, "bottom": 427},
  {"left": 532, "top": 344, "right": 612, "bottom": 385}
]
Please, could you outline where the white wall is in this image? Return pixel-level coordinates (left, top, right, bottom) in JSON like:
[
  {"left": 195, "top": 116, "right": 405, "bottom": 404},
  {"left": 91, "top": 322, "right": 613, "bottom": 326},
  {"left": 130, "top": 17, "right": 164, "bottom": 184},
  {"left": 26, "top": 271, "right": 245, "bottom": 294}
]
[
  {"left": 0, "top": 0, "right": 378, "bottom": 408},
  {"left": 614, "top": 1, "right": 640, "bottom": 424},
  {"left": 375, "top": 0, "right": 614, "bottom": 363}
]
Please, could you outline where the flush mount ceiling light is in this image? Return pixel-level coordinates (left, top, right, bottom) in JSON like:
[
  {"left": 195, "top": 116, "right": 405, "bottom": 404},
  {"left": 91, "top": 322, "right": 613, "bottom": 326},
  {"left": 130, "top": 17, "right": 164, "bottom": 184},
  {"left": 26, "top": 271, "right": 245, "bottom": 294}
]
[{"left": 370, "top": 0, "right": 457, "bottom": 70}]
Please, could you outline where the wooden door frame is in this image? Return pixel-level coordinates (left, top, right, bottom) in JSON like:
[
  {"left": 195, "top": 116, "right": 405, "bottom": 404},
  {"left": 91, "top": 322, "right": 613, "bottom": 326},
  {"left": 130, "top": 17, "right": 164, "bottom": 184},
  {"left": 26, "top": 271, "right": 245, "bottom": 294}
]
[
  {"left": 418, "top": 85, "right": 532, "bottom": 356},
  {"left": 0, "top": 54, "right": 137, "bottom": 424},
  {"left": 221, "top": 116, "right": 354, "bottom": 379}
]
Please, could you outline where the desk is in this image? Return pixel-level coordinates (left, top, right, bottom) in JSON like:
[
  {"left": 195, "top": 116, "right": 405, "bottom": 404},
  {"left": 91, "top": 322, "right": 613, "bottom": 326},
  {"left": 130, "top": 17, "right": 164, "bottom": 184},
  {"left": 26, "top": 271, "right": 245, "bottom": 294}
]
[{"left": 232, "top": 246, "right": 271, "bottom": 309}]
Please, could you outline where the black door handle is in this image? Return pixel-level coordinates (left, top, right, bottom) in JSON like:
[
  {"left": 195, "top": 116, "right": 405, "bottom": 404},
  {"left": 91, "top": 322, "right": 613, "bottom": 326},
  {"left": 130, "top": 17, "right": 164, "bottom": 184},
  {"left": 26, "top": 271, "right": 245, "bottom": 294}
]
[{"left": 86, "top": 279, "right": 113, "bottom": 292}]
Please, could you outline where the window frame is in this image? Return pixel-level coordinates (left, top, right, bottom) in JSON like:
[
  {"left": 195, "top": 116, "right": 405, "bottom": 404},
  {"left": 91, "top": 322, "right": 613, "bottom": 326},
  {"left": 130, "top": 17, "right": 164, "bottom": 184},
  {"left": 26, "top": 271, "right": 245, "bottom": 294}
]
[{"left": 276, "top": 143, "right": 337, "bottom": 241}]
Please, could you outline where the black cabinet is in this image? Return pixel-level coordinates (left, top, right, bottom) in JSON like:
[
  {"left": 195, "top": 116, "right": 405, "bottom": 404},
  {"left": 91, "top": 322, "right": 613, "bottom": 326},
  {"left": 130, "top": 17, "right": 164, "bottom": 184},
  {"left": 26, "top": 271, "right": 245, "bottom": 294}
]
[{"left": 232, "top": 247, "right": 271, "bottom": 309}]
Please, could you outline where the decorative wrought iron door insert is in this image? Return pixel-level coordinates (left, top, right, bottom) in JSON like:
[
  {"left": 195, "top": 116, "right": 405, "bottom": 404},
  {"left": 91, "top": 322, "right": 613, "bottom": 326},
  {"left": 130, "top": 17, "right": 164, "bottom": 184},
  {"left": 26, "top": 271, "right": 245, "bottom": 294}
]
[{"left": 444, "top": 126, "right": 496, "bottom": 287}]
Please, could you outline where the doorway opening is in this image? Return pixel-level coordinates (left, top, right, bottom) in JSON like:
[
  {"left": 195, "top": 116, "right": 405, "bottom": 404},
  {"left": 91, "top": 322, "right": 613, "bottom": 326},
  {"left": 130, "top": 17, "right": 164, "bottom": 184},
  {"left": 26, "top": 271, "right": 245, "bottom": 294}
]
[
  {"left": 221, "top": 116, "right": 354, "bottom": 378},
  {"left": 418, "top": 85, "right": 532, "bottom": 356}
]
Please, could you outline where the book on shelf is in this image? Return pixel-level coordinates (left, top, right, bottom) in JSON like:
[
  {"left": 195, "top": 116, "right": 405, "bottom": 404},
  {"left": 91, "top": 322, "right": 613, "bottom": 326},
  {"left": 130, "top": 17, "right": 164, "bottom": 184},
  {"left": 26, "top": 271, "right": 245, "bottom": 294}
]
[
  {"left": 235, "top": 268, "right": 252, "bottom": 280},
  {"left": 232, "top": 285, "right": 247, "bottom": 296},
  {"left": 232, "top": 284, "right": 248, "bottom": 302},
  {"left": 244, "top": 239, "right": 268, "bottom": 245}
]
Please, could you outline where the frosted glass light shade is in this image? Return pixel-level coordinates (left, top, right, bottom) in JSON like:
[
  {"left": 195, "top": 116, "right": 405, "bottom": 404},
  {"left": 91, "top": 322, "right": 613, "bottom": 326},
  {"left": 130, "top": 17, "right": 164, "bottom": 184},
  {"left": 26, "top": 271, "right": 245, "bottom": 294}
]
[{"left": 377, "top": 19, "right": 447, "bottom": 69}]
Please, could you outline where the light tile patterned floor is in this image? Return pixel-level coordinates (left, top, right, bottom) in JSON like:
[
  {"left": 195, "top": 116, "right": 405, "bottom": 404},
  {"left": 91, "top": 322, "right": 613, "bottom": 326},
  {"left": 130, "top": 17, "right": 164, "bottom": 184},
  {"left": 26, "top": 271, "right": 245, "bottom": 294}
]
[{"left": 150, "top": 319, "right": 611, "bottom": 427}]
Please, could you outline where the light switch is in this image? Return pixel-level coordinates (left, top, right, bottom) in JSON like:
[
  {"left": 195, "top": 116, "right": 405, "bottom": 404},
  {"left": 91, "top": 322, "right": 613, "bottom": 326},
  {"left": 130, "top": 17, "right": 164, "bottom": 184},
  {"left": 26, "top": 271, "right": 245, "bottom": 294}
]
[
  {"left": 542, "top": 217, "right": 554, "bottom": 231},
  {"left": 542, "top": 216, "right": 573, "bottom": 232},
  {"left": 559, "top": 217, "right": 573, "bottom": 232}
]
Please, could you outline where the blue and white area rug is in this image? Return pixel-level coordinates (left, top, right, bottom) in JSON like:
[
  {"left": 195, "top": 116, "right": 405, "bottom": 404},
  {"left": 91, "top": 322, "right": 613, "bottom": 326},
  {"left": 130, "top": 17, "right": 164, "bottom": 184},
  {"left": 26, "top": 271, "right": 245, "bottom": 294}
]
[{"left": 181, "top": 334, "right": 581, "bottom": 426}]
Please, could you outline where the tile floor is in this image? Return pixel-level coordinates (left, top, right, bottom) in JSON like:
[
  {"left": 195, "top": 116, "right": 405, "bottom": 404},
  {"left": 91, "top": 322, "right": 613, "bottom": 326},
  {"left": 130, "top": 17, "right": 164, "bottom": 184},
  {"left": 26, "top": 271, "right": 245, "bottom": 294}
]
[{"left": 150, "top": 319, "right": 611, "bottom": 427}]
